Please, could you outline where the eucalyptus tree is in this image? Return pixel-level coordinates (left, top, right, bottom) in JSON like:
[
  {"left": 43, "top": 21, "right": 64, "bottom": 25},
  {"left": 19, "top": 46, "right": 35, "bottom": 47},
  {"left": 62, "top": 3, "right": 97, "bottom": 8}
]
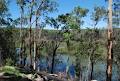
[
  {"left": 106, "top": 0, "right": 113, "bottom": 81},
  {"left": 104, "top": 0, "right": 120, "bottom": 80},
  {"left": 71, "top": 7, "right": 89, "bottom": 81},
  {"left": 32, "top": 0, "right": 57, "bottom": 70},
  {"left": 91, "top": 6, "right": 107, "bottom": 28},
  {"left": 58, "top": 6, "right": 89, "bottom": 50},
  {"left": 85, "top": 28, "right": 101, "bottom": 81},
  {"left": 58, "top": 6, "right": 89, "bottom": 80},
  {"left": 28, "top": 0, "right": 34, "bottom": 68},
  {"left": 45, "top": 17, "right": 62, "bottom": 73},
  {"left": 16, "top": 0, "right": 26, "bottom": 66},
  {"left": 87, "top": 6, "right": 107, "bottom": 81}
]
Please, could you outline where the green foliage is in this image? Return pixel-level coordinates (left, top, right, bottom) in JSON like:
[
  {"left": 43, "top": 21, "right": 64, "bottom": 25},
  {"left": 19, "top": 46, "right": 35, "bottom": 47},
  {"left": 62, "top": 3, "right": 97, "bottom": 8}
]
[
  {"left": 58, "top": 13, "right": 81, "bottom": 30},
  {"left": 5, "top": 58, "right": 14, "bottom": 66},
  {"left": 57, "top": 6, "right": 89, "bottom": 30},
  {"left": 0, "top": 66, "right": 21, "bottom": 76},
  {"left": 57, "top": 7, "right": 89, "bottom": 56},
  {"left": 73, "top": 6, "right": 89, "bottom": 17},
  {"left": 46, "top": 17, "right": 60, "bottom": 29},
  {"left": 0, "top": 0, "right": 8, "bottom": 16},
  {"left": 91, "top": 6, "right": 107, "bottom": 27},
  {"left": 16, "top": 0, "right": 25, "bottom": 6},
  {"left": 63, "top": 32, "right": 72, "bottom": 42},
  {"left": 113, "top": 29, "right": 120, "bottom": 69},
  {"left": 0, "top": 27, "right": 16, "bottom": 64},
  {"left": 0, "top": 0, "right": 10, "bottom": 26}
]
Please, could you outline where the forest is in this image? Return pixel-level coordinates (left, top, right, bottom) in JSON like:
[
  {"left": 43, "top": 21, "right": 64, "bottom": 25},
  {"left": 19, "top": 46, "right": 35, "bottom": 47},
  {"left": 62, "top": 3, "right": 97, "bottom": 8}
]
[{"left": 0, "top": 0, "right": 120, "bottom": 81}]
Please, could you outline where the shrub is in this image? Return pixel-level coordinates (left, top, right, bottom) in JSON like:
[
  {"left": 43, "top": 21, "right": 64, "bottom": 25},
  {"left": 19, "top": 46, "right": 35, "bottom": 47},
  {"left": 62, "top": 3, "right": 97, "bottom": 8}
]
[
  {"left": 5, "top": 58, "right": 14, "bottom": 66},
  {"left": 0, "top": 66, "right": 20, "bottom": 76}
]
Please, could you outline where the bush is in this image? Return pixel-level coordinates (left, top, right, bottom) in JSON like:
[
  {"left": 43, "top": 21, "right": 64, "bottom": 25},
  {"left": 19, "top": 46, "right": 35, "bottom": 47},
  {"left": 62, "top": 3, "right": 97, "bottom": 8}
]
[
  {"left": 0, "top": 66, "right": 20, "bottom": 76},
  {"left": 5, "top": 58, "right": 14, "bottom": 66}
]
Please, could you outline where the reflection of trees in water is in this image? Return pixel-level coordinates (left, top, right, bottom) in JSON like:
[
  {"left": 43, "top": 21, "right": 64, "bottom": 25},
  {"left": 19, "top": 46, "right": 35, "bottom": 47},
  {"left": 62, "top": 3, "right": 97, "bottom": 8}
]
[{"left": 16, "top": 53, "right": 119, "bottom": 81}]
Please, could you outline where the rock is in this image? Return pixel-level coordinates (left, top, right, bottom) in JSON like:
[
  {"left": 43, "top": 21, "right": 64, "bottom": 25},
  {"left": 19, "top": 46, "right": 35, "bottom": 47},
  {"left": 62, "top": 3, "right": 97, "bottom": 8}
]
[
  {"left": 26, "top": 74, "right": 33, "bottom": 80},
  {"left": 0, "top": 72, "right": 4, "bottom": 76},
  {"left": 34, "top": 76, "right": 43, "bottom": 81}
]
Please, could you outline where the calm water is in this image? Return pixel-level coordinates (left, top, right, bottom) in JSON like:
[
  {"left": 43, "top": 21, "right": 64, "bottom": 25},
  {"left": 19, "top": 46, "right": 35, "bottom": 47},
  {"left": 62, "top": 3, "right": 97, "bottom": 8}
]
[{"left": 16, "top": 48, "right": 119, "bottom": 81}]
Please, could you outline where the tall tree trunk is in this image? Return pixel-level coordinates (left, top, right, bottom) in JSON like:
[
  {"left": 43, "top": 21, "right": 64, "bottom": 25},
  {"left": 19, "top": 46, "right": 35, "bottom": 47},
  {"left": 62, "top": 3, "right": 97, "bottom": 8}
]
[
  {"left": 87, "top": 56, "right": 92, "bottom": 81},
  {"left": 90, "top": 61, "right": 94, "bottom": 80},
  {"left": 90, "top": 48, "right": 95, "bottom": 80},
  {"left": 51, "top": 48, "right": 57, "bottom": 74},
  {"left": 23, "top": 41, "right": 26, "bottom": 66},
  {"left": 87, "top": 48, "right": 95, "bottom": 81},
  {"left": 33, "top": 39, "right": 36, "bottom": 70},
  {"left": 33, "top": 10, "right": 39, "bottom": 70},
  {"left": 79, "top": 63, "right": 83, "bottom": 81},
  {"left": 29, "top": 17, "right": 32, "bottom": 67},
  {"left": 19, "top": 6, "right": 24, "bottom": 66},
  {"left": 29, "top": 0, "right": 34, "bottom": 67},
  {"left": 50, "top": 29, "right": 60, "bottom": 74},
  {"left": 106, "top": 0, "right": 113, "bottom": 81}
]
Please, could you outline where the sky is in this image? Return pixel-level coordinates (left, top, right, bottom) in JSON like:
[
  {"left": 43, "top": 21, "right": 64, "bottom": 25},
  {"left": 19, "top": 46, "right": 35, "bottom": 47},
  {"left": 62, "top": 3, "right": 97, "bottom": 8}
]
[{"left": 8, "top": 0, "right": 108, "bottom": 29}]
